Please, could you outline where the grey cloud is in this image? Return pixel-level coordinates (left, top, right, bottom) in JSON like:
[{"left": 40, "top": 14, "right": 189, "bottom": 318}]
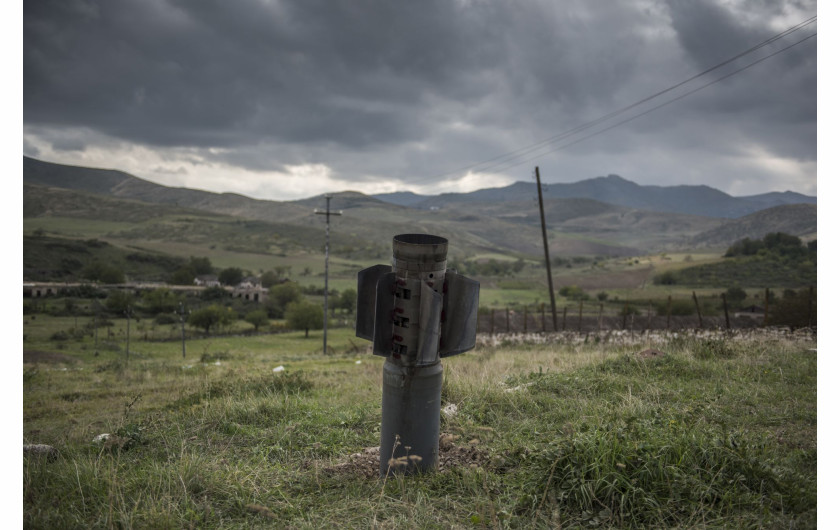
[{"left": 24, "top": 0, "right": 817, "bottom": 196}]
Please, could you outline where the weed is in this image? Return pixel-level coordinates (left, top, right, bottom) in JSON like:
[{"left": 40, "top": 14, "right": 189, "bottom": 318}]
[
  {"left": 23, "top": 323, "right": 815, "bottom": 528},
  {"left": 694, "top": 338, "right": 738, "bottom": 360}
]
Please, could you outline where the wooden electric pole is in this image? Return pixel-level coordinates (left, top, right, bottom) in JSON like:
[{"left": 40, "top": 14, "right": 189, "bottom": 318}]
[
  {"left": 535, "top": 167, "right": 558, "bottom": 331},
  {"left": 315, "top": 195, "right": 342, "bottom": 355},
  {"left": 178, "top": 302, "right": 188, "bottom": 359}
]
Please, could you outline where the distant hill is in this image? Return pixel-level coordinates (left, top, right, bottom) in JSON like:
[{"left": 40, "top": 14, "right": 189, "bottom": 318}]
[
  {"left": 689, "top": 204, "right": 817, "bottom": 248},
  {"left": 739, "top": 191, "right": 818, "bottom": 210},
  {"left": 24, "top": 155, "right": 136, "bottom": 194},
  {"left": 371, "top": 191, "right": 431, "bottom": 207},
  {"left": 376, "top": 174, "right": 815, "bottom": 219},
  {"left": 24, "top": 156, "right": 312, "bottom": 224},
  {"left": 23, "top": 156, "right": 816, "bottom": 258}
]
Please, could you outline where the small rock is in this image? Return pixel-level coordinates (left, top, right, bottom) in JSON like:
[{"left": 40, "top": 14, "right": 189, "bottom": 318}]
[
  {"left": 24, "top": 444, "right": 59, "bottom": 461},
  {"left": 245, "top": 503, "right": 277, "bottom": 520},
  {"left": 92, "top": 433, "right": 111, "bottom": 444},
  {"left": 638, "top": 348, "right": 666, "bottom": 358},
  {"left": 273, "top": 365, "right": 285, "bottom": 372}
]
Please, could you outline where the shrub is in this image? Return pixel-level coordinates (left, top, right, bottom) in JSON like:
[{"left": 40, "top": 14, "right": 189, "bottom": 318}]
[
  {"left": 768, "top": 288, "right": 816, "bottom": 329},
  {"left": 154, "top": 313, "right": 178, "bottom": 325},
  {"left": 285, "top": 300, "right": 323, "bottom": 338},
  {"left": 245, "top": 309, "right": 270, "bottom": 332},
  {"left": 653, "top": 271, "right": 678, "bottom": 285},
  {"left": 188, "top": 305, "right": 235, "bottom": 335}
]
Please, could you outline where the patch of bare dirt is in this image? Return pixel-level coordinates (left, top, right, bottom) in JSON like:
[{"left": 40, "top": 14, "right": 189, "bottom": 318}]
[
  {"left": 637, "top": 348, "right": 666, "bottom": 359},
  {"left": 322, "top": 434, "right": 491, "bottom": 478},
  {"left": 561, "top": 268, "right": 653, "bottom": 290},
  {"left": 23, "top": 350, "right": 80, "bottom": 364}
]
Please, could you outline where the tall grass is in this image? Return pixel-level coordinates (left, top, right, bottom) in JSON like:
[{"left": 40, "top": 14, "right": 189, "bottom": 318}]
[{"left": 24, "top": 322, "right": 816, "bottom": 528}]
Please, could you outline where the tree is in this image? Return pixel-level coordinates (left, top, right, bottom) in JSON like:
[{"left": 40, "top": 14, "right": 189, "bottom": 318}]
[
  {"left": 106, "top": 290, "right": 135, "bottom": 315},
  {"left": 200, "top": 286, "right": 229, "bottom": 301},
  {"left": 245, "top": 309, "right": 270, "bottom": 332},
  {"left": 768, "top": 287, "right": 816, "bottom": 329},
  {"left": 596, "top": 291, "right": 609, "bottom": 302},
  {"left": 143, "top": 288, "right": 178, "bottom": 314},
  {"left": 724, "top": 287, "right": 748, "bottom": 307},
  {"left": 260, "top": 270, "right": 283, "bottom": 288},
  {"left": 188, "top": 305, "right": 235, "bottom": 335},
  {"left": 170, "top": 256, "right": 214, "bottom": 285},
  {"left": 219, "top": 267, "right": 244, "bottom": 286},
  {"left": 559, "top": 285, "right": 588, "bottom": 301},
  {"left": 339, "top": 288, "right": 357, "bottom": 313},
  {"left": 653, "top": 271, "right": 678, "bottom": 285},
  {"left": 82, "top": 260, "right": 126, "bottom": 284},
  {"left": 285, "top": 300, "right": 323, "bottom": 338},
  {"left": 268, "top": 282, "right": 302, "bottom": 317},
  {"left": 188, "top": 256, "right": 214, "bottom": 276},
  {"left": 170, "top": 267, "right": 196, "bottom": 285}
]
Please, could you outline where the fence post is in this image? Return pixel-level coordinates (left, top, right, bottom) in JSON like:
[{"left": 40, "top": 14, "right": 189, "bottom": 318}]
[
  {"left": 763, "top": 287, "right": 769, "bottom": 327},
  {"left": 647, "top": 300, "right": 652, "bottom": 331},
  {"left": 692, "top": 291, "right": 703, "bottom": 329},
  {"left": 666, "top": 296, "right": 672, "bottom": 330},
  {"left": 562, "top": 306, "right": 567, "bottom": 331},
  {"left": 524, "top": 306, "right": 528, "bottom": 333},
  {"left": 505, "top": 307, "right": 510, "bottom": 333},
  {"left": 808, "top": 285, "right": 814, "bottom": 329},
  {"left": 541, "top": 303, "right": 546, "bottom": 332},
  {"left": 490, "top": 309, "right": 495, "bottom": 336},
  {"left": 722, "top": 293, "right": 730, "bottom": 329},
  {"left": 578, "top": 300, "right": 583, "bottom": 332},
  {"left": 622, "top": 304, "right": 628, "bottom": 330},
  {"left": 598, "top": 303, "right": 603, "bottom": 332}
]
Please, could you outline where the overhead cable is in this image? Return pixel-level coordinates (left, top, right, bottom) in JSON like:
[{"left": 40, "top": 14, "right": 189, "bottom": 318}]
[{"left": 421, "top": 15, "right": 816, "bottom": 180}]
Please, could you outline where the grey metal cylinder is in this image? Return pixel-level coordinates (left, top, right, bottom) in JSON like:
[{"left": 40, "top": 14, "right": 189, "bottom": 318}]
[
  {"left": 380, "top": 234, "right": 448, "bottom": 476},
  {"left": 389, "top": 234, "right": 447, "bottom": 366},
  {"left": 379, "top": 359, "right": 442, "bottom": 476}
]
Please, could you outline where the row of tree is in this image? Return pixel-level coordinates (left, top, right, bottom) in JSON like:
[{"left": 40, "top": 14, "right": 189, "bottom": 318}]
[{"left": 40, "top": 280, "right": 358, "bottom": 338}]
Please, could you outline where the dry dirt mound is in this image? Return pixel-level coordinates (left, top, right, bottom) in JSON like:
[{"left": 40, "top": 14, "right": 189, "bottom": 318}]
[
  {"left": 323, "top": 434, "right": 490, "bottom": 479},
  {"left": 23, "top": 350, "right": 80, "bottom": 364}
]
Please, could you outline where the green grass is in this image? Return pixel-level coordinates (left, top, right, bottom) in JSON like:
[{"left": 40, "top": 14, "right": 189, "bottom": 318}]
[
  {"left": 24, "top": 217, "right": 138, "bottom": 238},
  {"left": 24, "top": 312, "right": 816, "bottom": 528}
]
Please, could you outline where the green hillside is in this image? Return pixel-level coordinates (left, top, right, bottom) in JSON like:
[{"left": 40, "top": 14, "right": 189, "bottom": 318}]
[{"left": 24, "top": 234, "right": 187, "bottom": 282}]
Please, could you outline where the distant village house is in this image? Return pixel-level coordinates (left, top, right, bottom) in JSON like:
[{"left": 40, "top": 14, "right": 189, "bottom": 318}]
[
  {"left": 194, "top": 275, "right": 220, "bottom": 287},
  {"left": 233, "top": 276, "right": 267, "bottom": 302}
]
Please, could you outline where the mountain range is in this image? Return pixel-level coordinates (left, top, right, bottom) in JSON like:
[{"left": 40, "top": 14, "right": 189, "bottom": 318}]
[
  {"left": 373, "top": 174, "right": 815, "bottom": 219},
  {"left": 23, "top": 156, "right": 816, "bottom": 259}
]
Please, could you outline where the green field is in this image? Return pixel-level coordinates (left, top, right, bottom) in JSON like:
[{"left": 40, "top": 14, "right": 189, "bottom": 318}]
[{"left": 23, "top": 311, "right": 816, "bottom": 528}]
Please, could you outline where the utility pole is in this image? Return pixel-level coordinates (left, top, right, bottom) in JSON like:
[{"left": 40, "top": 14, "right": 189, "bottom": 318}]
[
  {"left": 178, "top": 302, "right": 187, "bottom": 359},
  {"left": 93, "top": 300, "right": 99, "bottom": 355},
  {"left": 125, "top": 306, "right": 132, "bottom": 362},
  {"left": 535, "top": 167, "right": 558, "bottom": 330},
  {"left": 315, "top": 195, "right": 342, "bottom": 355}
]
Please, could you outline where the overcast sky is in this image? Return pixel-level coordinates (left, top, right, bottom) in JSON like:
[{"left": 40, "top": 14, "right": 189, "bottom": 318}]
[{"left": 23, "top": 0, "right": 818, "bottom": 201}]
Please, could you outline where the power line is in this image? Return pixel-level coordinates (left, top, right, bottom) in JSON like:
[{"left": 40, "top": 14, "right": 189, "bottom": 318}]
[
  {"left": 419, "top": 15, "right": 816, "bottom": 181},
  {"left": 487, "top": 31, "right": 816, "bottom": 174}
]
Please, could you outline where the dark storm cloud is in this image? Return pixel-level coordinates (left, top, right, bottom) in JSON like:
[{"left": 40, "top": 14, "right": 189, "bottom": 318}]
[
  {"left": 23, "top": 0, "right": 817, "bottom": 196},
  {"left": 663, "top": 0, "right": 816, "bottom": 159},
  {"left": 25, "top": 0, "right": 500, "bottom": 149}
]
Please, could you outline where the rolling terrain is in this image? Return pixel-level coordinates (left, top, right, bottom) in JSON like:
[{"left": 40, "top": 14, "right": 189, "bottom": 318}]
[
  {"left": 23, "top": 157, "right": 816, "bottom": 266},
  {"left": 374, "top": 174, "right": 815, "bottom": 218}
]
